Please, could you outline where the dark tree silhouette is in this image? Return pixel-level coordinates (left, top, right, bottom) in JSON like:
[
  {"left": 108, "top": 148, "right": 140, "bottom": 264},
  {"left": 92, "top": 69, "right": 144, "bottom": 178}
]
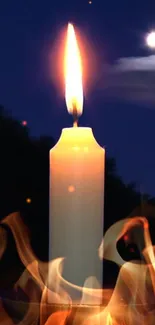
[
  {"left": 0, "top": 108, "right": 55, "bottom": 261},
  {"left": 104, "top": 158, "right": 141, "bottom": 231}
]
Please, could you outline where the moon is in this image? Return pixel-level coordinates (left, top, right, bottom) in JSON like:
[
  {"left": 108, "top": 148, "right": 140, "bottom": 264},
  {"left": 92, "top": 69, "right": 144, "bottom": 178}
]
[{"left": 146, "top": 31, "right": 155, "bottom": 48}]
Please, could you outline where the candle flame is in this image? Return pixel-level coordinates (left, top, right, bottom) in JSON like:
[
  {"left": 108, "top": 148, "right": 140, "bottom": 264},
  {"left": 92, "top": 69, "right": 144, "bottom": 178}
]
[{"left": 64, "top": 23, "right": 83, "bottom": 117}]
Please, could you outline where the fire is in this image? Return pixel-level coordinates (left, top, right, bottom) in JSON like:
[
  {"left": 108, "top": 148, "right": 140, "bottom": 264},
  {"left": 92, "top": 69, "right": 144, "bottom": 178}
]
[
  {"left": 106, "top": 313, "right": 113, "bottom": 325},
  {"left": 1, "top": 212, "right": 155, "bottom": 324},
  {"left": 64, "top": 23, "right": 83, "bottom": 117}
]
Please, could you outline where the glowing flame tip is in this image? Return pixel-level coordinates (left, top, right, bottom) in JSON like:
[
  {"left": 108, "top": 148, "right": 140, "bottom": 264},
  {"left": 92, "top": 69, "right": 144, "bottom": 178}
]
[{"left": 64, "top": 22, "right": 83, "bottom": 118}]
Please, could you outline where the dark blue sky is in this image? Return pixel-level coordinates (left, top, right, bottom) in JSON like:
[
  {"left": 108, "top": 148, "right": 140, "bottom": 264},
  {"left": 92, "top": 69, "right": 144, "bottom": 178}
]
[{"left": 0, "top": 0, "right": 155, "bottom": 195}]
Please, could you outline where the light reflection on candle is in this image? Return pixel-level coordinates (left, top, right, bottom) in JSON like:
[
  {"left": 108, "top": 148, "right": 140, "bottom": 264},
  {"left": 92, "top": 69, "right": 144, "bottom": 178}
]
[{"left": 68, "top": 185, "right": 75, "bottom": 193}]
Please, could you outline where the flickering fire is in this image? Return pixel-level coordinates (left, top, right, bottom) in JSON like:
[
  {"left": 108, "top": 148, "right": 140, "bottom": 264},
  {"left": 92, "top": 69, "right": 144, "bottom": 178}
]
[
  {"left": 64, "top": 23, "right": 83, "bottom": 117},
  {"left": 106, "top": 313, "right": 113, "bottom": 325},
  {"left": 0, "top": 213, "right": 155, "bottom": 324}
]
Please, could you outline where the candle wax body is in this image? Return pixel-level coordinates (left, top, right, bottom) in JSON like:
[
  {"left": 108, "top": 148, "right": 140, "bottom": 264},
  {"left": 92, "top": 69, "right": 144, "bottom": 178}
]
[{"left": 49, "top": 127, "right": 105, "bottom": 293}]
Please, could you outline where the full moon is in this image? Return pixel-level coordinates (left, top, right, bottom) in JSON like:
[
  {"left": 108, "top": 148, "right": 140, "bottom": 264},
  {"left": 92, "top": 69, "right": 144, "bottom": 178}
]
[{"left": 146, "top": 31, "right": 155, "bottom": 48}]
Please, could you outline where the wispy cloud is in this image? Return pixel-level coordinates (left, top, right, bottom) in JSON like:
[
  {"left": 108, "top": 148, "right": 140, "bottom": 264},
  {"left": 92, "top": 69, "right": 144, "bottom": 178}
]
[
  {"left": 102, "top": 55, "right": 155, "bottom": 106},
  {"left": 113, "top": 55, "right": 155, "bottom": 71}
]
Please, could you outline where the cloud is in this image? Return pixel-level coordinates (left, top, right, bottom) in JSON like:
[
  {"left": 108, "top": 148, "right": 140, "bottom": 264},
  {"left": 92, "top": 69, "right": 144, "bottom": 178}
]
[
  {"left": 114, "top": 55, "right": 155, "bottom": 71},
  {"left": 102, "top": 55, "right": 155, "bottom": 106}
]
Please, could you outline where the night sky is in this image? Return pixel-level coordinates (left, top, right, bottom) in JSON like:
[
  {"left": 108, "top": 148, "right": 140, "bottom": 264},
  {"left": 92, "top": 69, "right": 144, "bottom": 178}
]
[{"left": 0, "top": 1, "right": 155, "bottom": 195}]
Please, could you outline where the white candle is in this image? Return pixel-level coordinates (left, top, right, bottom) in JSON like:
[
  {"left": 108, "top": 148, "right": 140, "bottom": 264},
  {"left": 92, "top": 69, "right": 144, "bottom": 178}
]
[{"left": 49, "top": 23, "right": 105, "bottom": 297}]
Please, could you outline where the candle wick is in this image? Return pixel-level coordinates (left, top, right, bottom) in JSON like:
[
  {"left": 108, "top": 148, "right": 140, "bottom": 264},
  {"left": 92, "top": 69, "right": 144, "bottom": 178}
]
[
  {"left": 72, "top": 105, "right": 78, "bottom": 127},
  {"left": 73, "top": 119, "right": 78, "bottom": 127}
]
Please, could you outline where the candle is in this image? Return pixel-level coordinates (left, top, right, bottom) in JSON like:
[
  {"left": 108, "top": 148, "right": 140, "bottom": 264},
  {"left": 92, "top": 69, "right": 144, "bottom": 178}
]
[{"left": 49, "top": 23, "right": 105, "bottom": 297}]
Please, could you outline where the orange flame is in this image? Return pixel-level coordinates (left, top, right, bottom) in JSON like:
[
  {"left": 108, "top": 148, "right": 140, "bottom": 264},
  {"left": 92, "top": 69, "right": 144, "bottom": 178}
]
[
  {"left": 1, "top": 213, "right": 155, "bottom": 324},
  {"left": 64, "top": 23, "right": 83, "bottom": 116},
  {"left": 106, "top": 313, "right": 113, "bottom": 325}
]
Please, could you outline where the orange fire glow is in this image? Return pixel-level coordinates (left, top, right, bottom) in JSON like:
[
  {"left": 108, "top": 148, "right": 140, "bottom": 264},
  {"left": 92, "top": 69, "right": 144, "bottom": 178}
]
[
  {"left": 106, "top": 313, "right": 113, "bottom": 325},
  {"left": 64, "top": 23, "right": 83, "bottom": 116},
  {"left": 1, "top": 213, "right": 155, "bottom": 324}
]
